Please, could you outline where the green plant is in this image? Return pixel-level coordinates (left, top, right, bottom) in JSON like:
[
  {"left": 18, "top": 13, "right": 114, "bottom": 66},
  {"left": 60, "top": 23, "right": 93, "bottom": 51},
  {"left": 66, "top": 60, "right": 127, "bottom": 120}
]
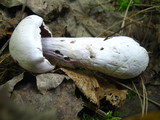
[
  {"left": 114, "top": 110, "right": 123, "bottom": 117},
  {"left": 105, "top": 111, "right": 121, "bottom": 120},
  {"left": 81, "top": 111, "right": 121, "bottom": 120},
  {"left": 116, "top": 0, "right": 142, "bottom": 10},
  {"left": 128, "top": 90, "right": 137, "bottom": 99}
]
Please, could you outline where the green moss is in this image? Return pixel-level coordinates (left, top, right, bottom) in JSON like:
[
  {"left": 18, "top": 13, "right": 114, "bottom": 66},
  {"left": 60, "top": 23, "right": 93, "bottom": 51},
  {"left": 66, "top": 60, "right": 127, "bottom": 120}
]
[{"left": 116, "top": 0, "right": 142, "bottom": 10}]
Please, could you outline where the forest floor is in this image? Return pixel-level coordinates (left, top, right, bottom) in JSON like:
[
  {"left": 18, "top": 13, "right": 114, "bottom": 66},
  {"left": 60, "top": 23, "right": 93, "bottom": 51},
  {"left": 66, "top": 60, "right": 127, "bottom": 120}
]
[{"left": 0, "top": 0, "right": 160, "bottom": 120}]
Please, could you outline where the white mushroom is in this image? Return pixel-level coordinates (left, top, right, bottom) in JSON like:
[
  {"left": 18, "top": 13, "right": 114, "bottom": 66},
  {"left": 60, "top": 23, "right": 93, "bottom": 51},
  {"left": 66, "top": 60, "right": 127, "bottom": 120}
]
[
  {"left": 9, "top": 15, "right": 55, "bottom": 73},
  {"left": 9, "top": 15, "right": 149, "bottom": 79}
]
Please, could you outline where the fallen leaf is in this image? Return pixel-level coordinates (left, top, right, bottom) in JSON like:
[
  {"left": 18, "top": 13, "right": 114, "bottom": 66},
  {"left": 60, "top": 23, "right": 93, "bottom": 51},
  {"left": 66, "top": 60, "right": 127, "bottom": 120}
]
[
  {"left": 96, "top": 77, "right": 117, "bottom": 100},
  {"left": 97, "top": 76, "right": 128, "bottom": 108},
  {"left": 0, "top": 0, "right": 21, "bottom": 7},
  {"left": 36, "top": 73, "right": 69, "bottom": 93},
  {"left": 61, "top": 68, "right": 100, "bottom": 105},
  {"left": 0, "top": 73, "right": 24, "bottom": 96},
  {"left": 105, "top": 89, "right": 128, "bottom": 108},
  {"left": 66, "top": 12, "right": 105, "bottom": 37},
  {"left": 19, "top": 0, "right": 68, "bottom": 20},
  {"left": 61, "top": 68, "right": 127, "bottom": 107}
]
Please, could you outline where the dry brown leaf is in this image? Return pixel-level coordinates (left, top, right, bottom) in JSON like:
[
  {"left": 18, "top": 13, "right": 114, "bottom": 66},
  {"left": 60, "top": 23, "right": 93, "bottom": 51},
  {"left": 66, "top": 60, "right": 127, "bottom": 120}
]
[
  {"left": 97, "top": 76, "right": 128, "bottom": 108},
  {"left": 96, "top": 76, "right": 116, "bottom": 100},
  {"left": 105, "top": 89, "right": 128, "bottom": 108},
  {"left": 36, "top": 73, "right": 69, "bottom": 93},
  {"left": 61, "top": 68, "right": 100, "bottom": 105},
  {"left": 61, "top": 68, "right": 128, "bottom": 107}
]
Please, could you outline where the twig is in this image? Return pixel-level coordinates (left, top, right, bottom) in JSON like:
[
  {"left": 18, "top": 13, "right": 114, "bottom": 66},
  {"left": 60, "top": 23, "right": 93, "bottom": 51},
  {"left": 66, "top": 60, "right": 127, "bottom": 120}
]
[
  {"left": 95, "top": 0, "right": 111, "bottom": 13},
  {"left": 129, "top": 6, "right": 157, "bottom": 18},
  {"left": 0, "top": 39, "right": 9, "bottom": 56},
  {"left": 140, "top": 76, "right": 148, "bottom": 115},
  {"left": 104, "top": 17, "right": 144, "bottom": 40},
  {"left": 132, "top": 81, "right": 143, "bottom": 112},
  {"left": 120, "top": 0, "right": 133, "bottom": 34},
  {"left": 83, "top": 102, "right": 106, "bottom": 117},
  {"left": 111, "top": 78, "right": 160, "bottom": 108},
  {"left": 21, "top": 0, "right": 28, "bottom": 19},
  {"left": 0, "top": 53, "right": 10, "bottom": 64},
  {"left": 98, "top": 6, "right": 157, "bottom": 37},
  {"left": 141, "top": 77, "right": 145, "bottom": 116}
]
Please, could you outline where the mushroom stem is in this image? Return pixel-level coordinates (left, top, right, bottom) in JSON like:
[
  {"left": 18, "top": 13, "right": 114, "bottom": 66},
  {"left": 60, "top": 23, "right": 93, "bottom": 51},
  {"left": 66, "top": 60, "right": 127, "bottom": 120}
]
[
  {"left": 42, "top": 37, "right": 105, "bottom": 62},
  {"left": 41, "top": 36, "right": 149, "bottom": 79}
]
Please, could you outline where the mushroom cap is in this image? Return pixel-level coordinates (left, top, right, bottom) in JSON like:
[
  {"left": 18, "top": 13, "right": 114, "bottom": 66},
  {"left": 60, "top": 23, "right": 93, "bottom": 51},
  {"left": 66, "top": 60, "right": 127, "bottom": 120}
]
[{"left": 9, "top": 15, "right": 55, "bottom": 73}]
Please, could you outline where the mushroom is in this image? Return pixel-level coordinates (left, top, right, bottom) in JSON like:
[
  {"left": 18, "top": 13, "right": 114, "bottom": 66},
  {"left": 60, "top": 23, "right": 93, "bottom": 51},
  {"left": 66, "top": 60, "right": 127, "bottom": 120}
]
[
  {"left": 9, "top": 15, "right": 149, "bottom": 79},
  {"left": 9, "top": 15, "right": 55, "bottom": 73}
]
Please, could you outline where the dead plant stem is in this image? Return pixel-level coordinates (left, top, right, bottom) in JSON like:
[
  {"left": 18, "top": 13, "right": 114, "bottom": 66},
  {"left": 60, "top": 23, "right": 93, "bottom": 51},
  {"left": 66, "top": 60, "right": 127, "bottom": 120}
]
[
  {"left": 0, "top": 39, "right": 9, "bottom": 56},
  {"left": 120, "top": 0, "right": 133, "bottom": 34},
  {"left": 141, "top": 77, "right": 145, "bottom": 116},
  {"left": 141, "top": 76, "right": 148, "bottom": 115},
  {"left": 83, "top": 102, "right": 106, "bottom": 117},
  {"left": 111, "top": 78, "right": 160, "bottom": 108},
  {"left": 98, "top": 6, "right": 157, "bottom": 37},
  {"left": 132, "top": 81, "right": 143, "bottom": 112}
]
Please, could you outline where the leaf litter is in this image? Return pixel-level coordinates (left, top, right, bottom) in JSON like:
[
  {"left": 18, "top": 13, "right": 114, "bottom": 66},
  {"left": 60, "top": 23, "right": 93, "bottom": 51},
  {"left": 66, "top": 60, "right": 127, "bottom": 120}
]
[
  {"left": 36, "top": 73, "right": 69, "bottom": 94},
  {"left": 0, "top": 72, "right": 24, "bottom": 96},
  {"left": 0, "top": 67, "right": 127, "bottom": 117},
  {"left": 61, "top": 68, "right": 101, "bottom": 105},
  {"left": 1, "top": 0, "right": 158, "bottom": 119},
  {"left": 60, "top": 68, "right": 127, "bottom": 107},
  {"left": 0, "top": 72, "right": 83, "bottom": 120}
]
